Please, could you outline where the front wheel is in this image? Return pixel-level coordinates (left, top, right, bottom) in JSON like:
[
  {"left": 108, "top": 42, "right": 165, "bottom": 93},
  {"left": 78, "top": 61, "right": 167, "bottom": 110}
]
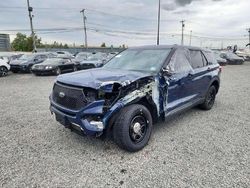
[
  {"left": 73, "top": 65, "right": 77, "bottom": 72},
  {"left": 113, "top": 104, "right": 153, "bottom": 152},
  {"left": 0, "top": 66, "right": 8, "bottom": 77},
  {"left": 55, "top": 67, "right": 61, "bottom": 75},
  {"left": 199, "top": 85, "right": 217, "bottom": 110}
]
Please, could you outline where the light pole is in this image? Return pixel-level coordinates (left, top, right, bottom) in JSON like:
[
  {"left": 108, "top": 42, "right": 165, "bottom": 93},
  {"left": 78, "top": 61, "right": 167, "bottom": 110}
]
[
  {"left": 157, "top": 0, "right": 161, "bottom": 45},
  {"left": 80, "top": 9, "right": 88, "bottom": 49},
  {"left": 247, "top": 28, "right": 250, "bottom": 49},
  {"left": 189, "top": 30, "right": 192, "bottom": 46},
  {"left": 26, "top": 0, "right": 36, "bottom": 52},
  {"left": 180, "top": 20, "right": 185, "bottom": 45}
]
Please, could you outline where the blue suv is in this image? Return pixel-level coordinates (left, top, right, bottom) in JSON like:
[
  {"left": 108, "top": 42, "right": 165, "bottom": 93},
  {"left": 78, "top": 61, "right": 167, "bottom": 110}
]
[{"left": 50, "top": 45, "right": 221, "bottom": 152}]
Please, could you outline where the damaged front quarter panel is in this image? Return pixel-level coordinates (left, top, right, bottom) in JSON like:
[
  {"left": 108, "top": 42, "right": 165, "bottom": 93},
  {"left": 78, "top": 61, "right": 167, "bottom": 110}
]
[{"left": 102, "top": 74, "right": 169, "bottom": 127}]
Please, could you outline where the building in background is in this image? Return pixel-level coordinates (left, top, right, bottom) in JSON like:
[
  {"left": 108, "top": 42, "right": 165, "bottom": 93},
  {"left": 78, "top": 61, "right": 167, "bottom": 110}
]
[{"left": 0, "top": 34, "right": 11, "bottom": 51}]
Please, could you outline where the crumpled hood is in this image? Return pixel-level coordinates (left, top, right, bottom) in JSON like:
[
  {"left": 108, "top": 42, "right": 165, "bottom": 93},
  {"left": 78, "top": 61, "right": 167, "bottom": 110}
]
[{"left": 56, "top": 68, "right": 151, "bottom": 89}]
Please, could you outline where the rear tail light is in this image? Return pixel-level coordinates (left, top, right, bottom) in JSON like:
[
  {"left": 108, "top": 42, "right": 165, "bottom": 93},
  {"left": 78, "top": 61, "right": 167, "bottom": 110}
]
[{"left": 219, "top": 66, "right": 222, "bottom": 72}]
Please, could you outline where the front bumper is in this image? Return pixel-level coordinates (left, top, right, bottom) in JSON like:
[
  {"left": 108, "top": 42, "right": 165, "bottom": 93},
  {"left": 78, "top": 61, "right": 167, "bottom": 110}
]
[
  {"left": 50, "top": 97, "right": 106, "bottom": 136},
  {"left": 32, "top": 68, "right": 57, "bottom": 75},
  {"left": 10, "top": 64, "right": 30, "bottom": 72}
]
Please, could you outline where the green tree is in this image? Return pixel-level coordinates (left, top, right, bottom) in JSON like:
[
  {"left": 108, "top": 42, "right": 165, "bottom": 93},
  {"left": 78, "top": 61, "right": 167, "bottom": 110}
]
[
  {"left": 11, "top": 33, "right": 43, "bottom": 51},
  {"left": 100, "top": 42, "right": 106, "bottom": 47},
  {"left": 63, "top": 44, "right": 69, "bottom": 49}
]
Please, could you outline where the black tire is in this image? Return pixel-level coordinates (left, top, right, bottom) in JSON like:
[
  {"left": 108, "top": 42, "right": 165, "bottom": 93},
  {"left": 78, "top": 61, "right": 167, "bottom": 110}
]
[
  {"left": 199, "top": 85, "right": 217, "bottom": 110},
  {"left": 55, "top": 67, "right": 61, "bottom": 75},
  {"left": 73, "top": 65, "right": 77, "bottom": 72},
  {"left": 113, "top": 104, "right": 153, "bottom": 152},
  {"left": 28, "top": 65, "right": 33, "bottom": 73},
  {"left": 0, "top": 66, "right": 8, "bottom": 77}
]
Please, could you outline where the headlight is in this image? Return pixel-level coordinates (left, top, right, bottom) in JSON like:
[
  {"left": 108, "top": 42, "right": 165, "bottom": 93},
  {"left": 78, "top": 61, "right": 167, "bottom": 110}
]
[{"left": 45, "top": 66, "right": 53, "bottom": 69}]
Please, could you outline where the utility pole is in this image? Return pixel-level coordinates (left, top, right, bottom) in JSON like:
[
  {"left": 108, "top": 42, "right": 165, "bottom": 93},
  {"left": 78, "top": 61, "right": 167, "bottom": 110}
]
[
  {"left": 26, "top": 0, "right": 36, "bottom": 52},
  {"left": 189, "top": 30, "right": 192, "bottom": 46},
  {"left": 247, "top": 28, "right": 250, "bottom": 49},
  {"left": 80, "top": 9, "right": 88, "bottom": 49},
  {"left": 157, "top": 0, "right": 161, "bottom": 45},
  {"left": 180, "top": 20, "right": 185, "bottom": 45}
]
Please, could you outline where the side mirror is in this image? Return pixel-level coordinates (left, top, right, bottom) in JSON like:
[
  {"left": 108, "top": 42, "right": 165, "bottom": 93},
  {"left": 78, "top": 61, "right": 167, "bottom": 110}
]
[{"left": 162, "top": 67, "right": 173, "bottom": 77}]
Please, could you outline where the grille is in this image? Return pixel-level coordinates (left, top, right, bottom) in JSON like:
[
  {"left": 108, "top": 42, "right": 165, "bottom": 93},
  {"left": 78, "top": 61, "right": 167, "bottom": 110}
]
[
  {"left": 52, "top": 83, "right": 88, "bottom": 110},
  {"left": 34, "top": 65, "right": 44, "bottom": 69}
]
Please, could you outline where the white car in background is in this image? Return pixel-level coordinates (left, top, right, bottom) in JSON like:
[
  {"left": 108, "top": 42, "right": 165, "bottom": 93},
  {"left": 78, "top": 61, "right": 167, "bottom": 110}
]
[{"left": 0, "top": 57, "right": 10, "bottom": 77}]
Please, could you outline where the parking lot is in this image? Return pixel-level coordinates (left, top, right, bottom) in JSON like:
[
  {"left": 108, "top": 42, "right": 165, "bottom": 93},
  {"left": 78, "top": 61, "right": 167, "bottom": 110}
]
[{"left": 0, "top": 63, "right": 249, "bottom": 187}]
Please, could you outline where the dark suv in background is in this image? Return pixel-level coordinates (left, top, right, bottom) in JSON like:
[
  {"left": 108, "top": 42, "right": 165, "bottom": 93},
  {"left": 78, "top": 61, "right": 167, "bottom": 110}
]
[
  {"left": 50, "top": 45, "right": 221, "bottom": 152},
  {"left": 10, "top": 53, "right": 55, "bottom": 73}
]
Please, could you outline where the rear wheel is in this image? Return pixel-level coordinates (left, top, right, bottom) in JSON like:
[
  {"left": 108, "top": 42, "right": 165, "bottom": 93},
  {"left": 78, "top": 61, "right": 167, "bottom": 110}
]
[
  {"left": 199, "top": 85, "right": 217, "bottom": 110},
  {"left": 0, "top": 66, "right": 8, "bottom": 77},
  {"left": 113, "top": 104, "right": 153, "bottom": 152}
]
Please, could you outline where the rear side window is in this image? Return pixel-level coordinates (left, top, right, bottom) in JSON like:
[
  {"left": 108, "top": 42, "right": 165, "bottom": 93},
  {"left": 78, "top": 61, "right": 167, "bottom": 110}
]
[
  {"left": 167, "top": 48, "right": 193, "bottom": 73},
  {"left": 189, "top": 50, "right": 204, "bottom": 69}
]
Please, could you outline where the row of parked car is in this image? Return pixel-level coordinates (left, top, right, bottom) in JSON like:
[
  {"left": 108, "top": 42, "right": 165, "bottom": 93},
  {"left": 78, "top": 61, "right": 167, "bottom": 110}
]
[
  {"left": 214, "top": 49, "right": 250, "bottom": 66},
  {"left": 0, "top": 51, "right": 118, "bottom": 77},
  {"left": 1, "top": 48, "right": 249, "bottom": 77}
]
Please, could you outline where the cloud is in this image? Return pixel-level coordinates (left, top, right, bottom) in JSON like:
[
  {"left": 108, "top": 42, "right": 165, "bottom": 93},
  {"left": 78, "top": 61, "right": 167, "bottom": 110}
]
[
  {"left": 162, "top": 0, "right": 223, "bottom": 11},
  {"left": 0, "top": 0, "right": 249, "bottom": 48}
]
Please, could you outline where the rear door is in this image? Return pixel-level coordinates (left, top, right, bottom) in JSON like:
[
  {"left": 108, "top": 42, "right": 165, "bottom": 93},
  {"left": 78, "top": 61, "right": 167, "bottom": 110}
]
[{"left": 189, "top": 50, "right": 210, "bottom": 99}]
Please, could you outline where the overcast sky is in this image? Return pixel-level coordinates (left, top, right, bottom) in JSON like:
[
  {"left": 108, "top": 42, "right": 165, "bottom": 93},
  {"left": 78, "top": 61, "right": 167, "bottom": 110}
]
[{"left": 0, "top": 0, "right": 249, "bottom": 48}]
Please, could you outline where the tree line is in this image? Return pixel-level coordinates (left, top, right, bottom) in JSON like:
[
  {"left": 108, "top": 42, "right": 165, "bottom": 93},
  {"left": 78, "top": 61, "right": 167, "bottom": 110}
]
[{"left": 11, "top": 33, "right": 127, "bottom": 51}]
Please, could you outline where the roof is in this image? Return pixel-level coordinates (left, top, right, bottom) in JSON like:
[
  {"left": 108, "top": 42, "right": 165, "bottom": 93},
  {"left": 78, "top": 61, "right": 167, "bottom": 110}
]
[{"left": 129, "top": 44, "right": 212, "bottom": 52}]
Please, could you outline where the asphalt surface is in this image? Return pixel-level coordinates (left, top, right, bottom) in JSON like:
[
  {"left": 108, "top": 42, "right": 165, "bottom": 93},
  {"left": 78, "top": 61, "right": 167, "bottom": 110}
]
[{"left": 0, "top": 64, "right": 250, "bottom": 187}]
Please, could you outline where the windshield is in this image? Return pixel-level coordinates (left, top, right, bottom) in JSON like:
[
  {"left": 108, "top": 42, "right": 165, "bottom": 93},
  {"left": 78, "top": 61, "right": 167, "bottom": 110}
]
[
  {"left": 76, "top": 53, "right": 89, "bottom": 60},
  {"left": 19, "top": 54, "right": 35, "bottom": 60},
  {"left": 87, "top": 53, "right": 105, "bottom": 61},
  {"left": 43, "top": 58, "right": 62, "bottom": 64},
  {"left": 226, "top": 52, "right": 240, "bottom": 59},
  {"left": 103, "top": 49, "right": 171, "bottom": 73}
]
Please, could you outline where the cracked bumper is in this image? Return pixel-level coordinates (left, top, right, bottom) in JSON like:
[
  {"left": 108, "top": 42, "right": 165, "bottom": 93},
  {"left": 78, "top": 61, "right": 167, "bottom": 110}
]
[{"left": 50, "top": 98, "right": 106, "bottom": 136}]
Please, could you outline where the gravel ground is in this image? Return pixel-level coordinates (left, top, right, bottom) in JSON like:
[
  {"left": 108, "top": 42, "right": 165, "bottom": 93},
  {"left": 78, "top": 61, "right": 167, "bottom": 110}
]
[{"left": 0, "top": 64, "right": 250, "bottom": 188}]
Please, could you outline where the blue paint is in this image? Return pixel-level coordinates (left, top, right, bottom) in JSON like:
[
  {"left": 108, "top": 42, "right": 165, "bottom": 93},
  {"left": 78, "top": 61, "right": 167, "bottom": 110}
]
[{"left": 50, "top": 45, "right": 221, "bottom": 136}]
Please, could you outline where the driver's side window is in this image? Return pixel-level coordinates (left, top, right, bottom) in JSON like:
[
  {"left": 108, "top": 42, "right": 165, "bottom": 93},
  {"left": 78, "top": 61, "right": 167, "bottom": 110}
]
[{"left": 166, "top": 48, "right": 193, "bottom": 74}]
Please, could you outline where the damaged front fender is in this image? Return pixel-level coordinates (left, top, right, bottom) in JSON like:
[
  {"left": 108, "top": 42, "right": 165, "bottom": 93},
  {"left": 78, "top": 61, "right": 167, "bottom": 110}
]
[{"left": 102, "top": 74, "right": 169, "bottom": 126}]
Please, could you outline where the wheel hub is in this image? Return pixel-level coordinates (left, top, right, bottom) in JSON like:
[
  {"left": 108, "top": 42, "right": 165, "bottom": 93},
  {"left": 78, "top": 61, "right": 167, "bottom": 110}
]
[{"left": 133, "top": 122, "right": 141, "bottom": 134}]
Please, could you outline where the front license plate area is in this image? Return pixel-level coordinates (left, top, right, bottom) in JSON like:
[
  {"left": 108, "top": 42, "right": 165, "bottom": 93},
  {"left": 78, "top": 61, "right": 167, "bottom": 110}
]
[{"left": 55, "top": 113, "right": 70, "bottom": 127}]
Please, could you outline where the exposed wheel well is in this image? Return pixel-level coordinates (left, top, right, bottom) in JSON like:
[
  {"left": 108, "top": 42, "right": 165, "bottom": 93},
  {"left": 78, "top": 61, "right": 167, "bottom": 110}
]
[
  {"left": 135, "top": 97, "right": 158, "bottom": 124},
  {"left": 0, "top": 65, "right": 8, "bottom": 69},
  {"left": 104, "top": 96, "right": 158, "bottom": 137}
]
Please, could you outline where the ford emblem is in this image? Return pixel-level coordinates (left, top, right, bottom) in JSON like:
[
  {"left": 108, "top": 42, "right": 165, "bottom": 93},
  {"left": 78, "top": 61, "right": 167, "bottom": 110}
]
[{"left": 59, "top": 92, "right": 65, "bottom": 98}]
